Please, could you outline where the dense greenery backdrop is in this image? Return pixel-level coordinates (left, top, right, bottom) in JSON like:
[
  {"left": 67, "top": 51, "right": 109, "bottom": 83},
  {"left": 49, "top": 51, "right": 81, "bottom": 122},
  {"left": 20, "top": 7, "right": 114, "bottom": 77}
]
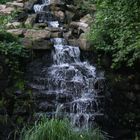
[{"left": 88, "top": 0, "right": 140, "bottom": 69}]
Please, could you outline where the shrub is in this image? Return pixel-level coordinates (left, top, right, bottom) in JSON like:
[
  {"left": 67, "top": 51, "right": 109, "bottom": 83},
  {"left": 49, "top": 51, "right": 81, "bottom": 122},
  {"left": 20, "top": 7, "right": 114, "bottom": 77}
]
[
  {"left": 0, "top": 31, "right": 29, "bottom": 79},
  {"left": 89, "top": 0, "right": 140, "bottom": 69},
  {"left": 20, "top": 118, "right": 106, "bottom": 140},
  {"left": 74, "top": 0, "right": 96, "bottom": 14}
]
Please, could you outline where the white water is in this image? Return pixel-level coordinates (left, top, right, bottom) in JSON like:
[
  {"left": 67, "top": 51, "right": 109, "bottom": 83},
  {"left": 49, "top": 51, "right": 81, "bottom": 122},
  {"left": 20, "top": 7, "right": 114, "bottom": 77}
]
[
  {"left": 33, "top": 0, "right": 50, "bottom": 12},
  {"left": 48, "top": 21, "right": 59, "bottom": 28},
  {"left": 31, "top": 0, "right": 105, "bottom": 129}
]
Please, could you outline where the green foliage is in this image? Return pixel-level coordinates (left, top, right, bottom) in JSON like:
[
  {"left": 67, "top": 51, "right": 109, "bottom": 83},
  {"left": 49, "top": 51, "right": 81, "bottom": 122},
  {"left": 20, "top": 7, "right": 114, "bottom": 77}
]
[
  {"left": 0, "top": 10, "right": 22, "bottom": 29},
  {"left": 0, "top": 15, "right": 11, "bottom": 29},
  {"left": 20, "top": 118, "right": 106, "bottom": 140},
  {"left": 89, "top": 0, "right": 140, "bottom": 68},
  {"left": 0, "top": 0, "right": 12, "bottom": 4},
  {"left": 0, "top": 31, "right": 29, "bottom": 78},
  {"left": 0, "top": 98, "right": 5, "bottom": 108},
  {"left": 74, "top": 0, "right": 96, "bottom": 13}
]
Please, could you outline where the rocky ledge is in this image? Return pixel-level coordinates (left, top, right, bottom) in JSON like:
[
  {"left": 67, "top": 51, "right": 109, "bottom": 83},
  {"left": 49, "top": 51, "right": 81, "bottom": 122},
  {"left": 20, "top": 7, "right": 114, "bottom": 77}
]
[{"left": 0, "top": 0, "right": 96, "bottom": 50}]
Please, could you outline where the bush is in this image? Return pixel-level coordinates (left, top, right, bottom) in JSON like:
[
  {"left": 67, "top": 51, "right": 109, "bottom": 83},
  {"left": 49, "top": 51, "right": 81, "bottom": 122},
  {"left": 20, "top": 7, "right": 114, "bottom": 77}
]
[
  {"left": 20, "top": 118, "right": 106, "bottom": 140},
  {"left": 73, "top": 0, "right": 96, "bottom": 14},
  {"left": 0, "top": 10, "right": 19, "bottom": 29},
  {"left": 89, "top": 0, "right": 140, "bottom": 69},
  {"left": 0, "top": 31, "right": 29, "bottom": 79}
]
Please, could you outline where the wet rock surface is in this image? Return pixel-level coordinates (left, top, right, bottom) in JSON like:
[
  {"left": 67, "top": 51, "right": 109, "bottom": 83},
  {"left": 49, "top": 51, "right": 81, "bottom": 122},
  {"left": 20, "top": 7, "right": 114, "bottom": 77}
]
[{"left": 24, "top": 0, "right": 105, "bottom": 128}]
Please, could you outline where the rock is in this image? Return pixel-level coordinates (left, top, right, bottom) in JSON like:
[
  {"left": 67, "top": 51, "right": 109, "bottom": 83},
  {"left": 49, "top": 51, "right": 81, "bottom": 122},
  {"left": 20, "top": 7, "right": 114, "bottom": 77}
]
[
  {"left": 68, "top": 36, "right": 91, "bottom": 51},
  {"left": 0, "top": 4, "right": 6, "bottom": 10},
  {"left": 32, "top": 91, "right": 56, "bottom": 100},
  {"left": 45, "top": 27, "right": 66, "bottom": 32},
  {"left": 50, "top": 32, "right": 62, "bottom": 38},
  {"left": 80, "top": 14, "right": 93, "bottom": 24},
  {"left": 68, "top": 39, "right": 79, "bottom": 47},
  {"left": 54, "top": 10, "right": 65, "bottom": 22},
  {"left": 24, "top": 0, "right": 38, "bottom": 12},
  {"left": 78, "top": 39, "right": 91, "bottom": 50},
  {"left": 94, "top": 78, "right": 105, "bottom": 92},
  {"left": 21, "top": 37, "right": 32, "bottom": 48},
  {"left": 13, "top": 107, "right": 28, "bottom": 115},
  {"left": 34, "top": 23, "right": 48, "bottom": 28},
  {"left": 7, "top": 29, "right": 26, "bottom": 36},
  {"left": 78, "top": 33, "right": 91, "bottom": 50},
  {"left": 65, "top": 10, "right": 74, "bottom": 23},
  {"left": 66, "top": 5, "right": 76, "bottom": 12},
  {"left": 71, "top": 28, "right": 80, "bottom": 38},
  {"left": 49, "top": 5, "right": 61, "bottom": 11},
  {"left": 36, "top": 12, "right": 52, "bottom": 23},
  {"left": 22, "top": 37, "right": 53, "bottom": 50},
  {"left": 14, "top": 11, "right": 28, "bottom": 22},
  {"left": 32, "top": 39, "right": 53, "bottom": 50},
  {"left": 24, "top": 14, "right": 36, "bottom": 28},
  {"left": 0, "top": 6, "right": 14, "bottom": 15},
  {"left": 63, "top": 30, "right": 72, "bottom": 39},
  {"left": 89, "top": 4, "right": 96, "bottom": 11},
  {"left": 49, "top": 0, "right": 64, "bottom": 5},
  {"left": 24, "top": 29, "right": 51, "bottom": 40},
  {"left": 6, "top": 1, "right": 24, "bottom": 9},
  {"left": 38, "top": 102, "right": 55, "bottom": 112},
  {"left": 16, "top": 0, "right": 24, "bottom": 2},
  {"left": 6, "top": 22, "right": 22, "bottom": 29},
  {"left": 70, "top": 21, "right": 89, "bottom": 32},
  {"left": 45, "top": 27, "right": 59, "bottom": 32}
]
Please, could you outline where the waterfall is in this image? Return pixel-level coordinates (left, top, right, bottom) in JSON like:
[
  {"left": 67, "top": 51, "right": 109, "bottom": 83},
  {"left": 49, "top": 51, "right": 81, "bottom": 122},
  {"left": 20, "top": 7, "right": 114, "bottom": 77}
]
[
  {"left": 33, "top": 0, "right": 50, "bottom": 12},
  {"left": 48, "top": 21, "right": 59, "bottom": 27},
  {"left": 28, "top": 0, "right": 105, "bottom": 129}
]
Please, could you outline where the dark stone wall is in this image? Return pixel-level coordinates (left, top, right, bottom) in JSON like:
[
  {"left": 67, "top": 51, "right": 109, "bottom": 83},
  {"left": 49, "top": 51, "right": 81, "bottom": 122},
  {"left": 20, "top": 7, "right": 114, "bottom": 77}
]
[{"left": 81, "top": 51, "right": 140, "bottom": 139}]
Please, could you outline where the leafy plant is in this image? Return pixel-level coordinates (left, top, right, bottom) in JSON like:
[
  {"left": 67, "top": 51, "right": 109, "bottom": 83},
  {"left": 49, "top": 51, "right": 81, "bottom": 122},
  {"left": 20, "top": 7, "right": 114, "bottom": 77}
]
[
  {"left": 20, "top": 118, "right": 106, "bottom": 140},
  {"left": 0, "top": 8, "right": 22, "bottom": 29},
  {"left": 74, "top": 0, "right": 96, "bottom": 13},
  {"left": 0, "top": 31, "right": 29, "bottom": 79},
  {"left": 89, "top": 0, "right": 140, "bottom": 69}
]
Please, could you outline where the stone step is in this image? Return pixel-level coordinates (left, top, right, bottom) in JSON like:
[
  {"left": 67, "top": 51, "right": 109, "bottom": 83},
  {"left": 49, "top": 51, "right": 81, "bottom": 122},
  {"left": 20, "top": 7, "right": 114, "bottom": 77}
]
[
  {"left": 28, "top": 77, "right": 86, "bottom": 93},
  {"left": 36, "top": 101, "right": 56, "bottom": 112},
  {"left": 32, "top": 90, "right": 57, "bottom": 100},
  {"left": 28, "top": 83, "right": 46, "bottom": 90},
  {"left": 70, "top": 100, "right": 98, "bottom": 113},
  {"left": 32, "top": 90, "right": 74, "bottom": 103}
]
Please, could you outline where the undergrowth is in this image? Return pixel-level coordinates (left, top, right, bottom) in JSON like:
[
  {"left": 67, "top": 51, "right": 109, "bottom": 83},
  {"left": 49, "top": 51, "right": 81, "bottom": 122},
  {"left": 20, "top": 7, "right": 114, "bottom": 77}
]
[
  {"left": 20, "top": 118, "right": 106, "bottom": 140},
  {"left": 89, "top": 0, "right": 140, "bottom": 69}
]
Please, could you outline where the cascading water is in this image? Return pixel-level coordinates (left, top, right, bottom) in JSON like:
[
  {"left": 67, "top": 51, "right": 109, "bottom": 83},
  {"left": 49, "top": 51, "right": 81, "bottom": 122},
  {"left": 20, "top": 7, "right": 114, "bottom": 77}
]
[
  {"left": 28, "top": 0, "right": 105, "bottom": 129},
  {"left": 34, "top": 0, "right": 60, "bottom": 27},
  {"left": 34, "top": 0, "right": 50, "bottom": 13}
]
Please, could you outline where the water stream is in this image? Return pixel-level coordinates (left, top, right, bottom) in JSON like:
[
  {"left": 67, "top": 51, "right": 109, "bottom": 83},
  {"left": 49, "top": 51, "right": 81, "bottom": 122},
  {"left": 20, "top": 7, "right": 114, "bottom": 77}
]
[{"left": 28, "top": 0, "right": 105, "bottom": 129}]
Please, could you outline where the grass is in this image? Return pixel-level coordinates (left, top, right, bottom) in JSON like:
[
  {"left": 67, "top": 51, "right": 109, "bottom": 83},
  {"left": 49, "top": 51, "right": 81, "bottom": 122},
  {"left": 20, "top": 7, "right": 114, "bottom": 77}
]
[{"left": 20, "top": 118, "right": 106, "bottom": 140}]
